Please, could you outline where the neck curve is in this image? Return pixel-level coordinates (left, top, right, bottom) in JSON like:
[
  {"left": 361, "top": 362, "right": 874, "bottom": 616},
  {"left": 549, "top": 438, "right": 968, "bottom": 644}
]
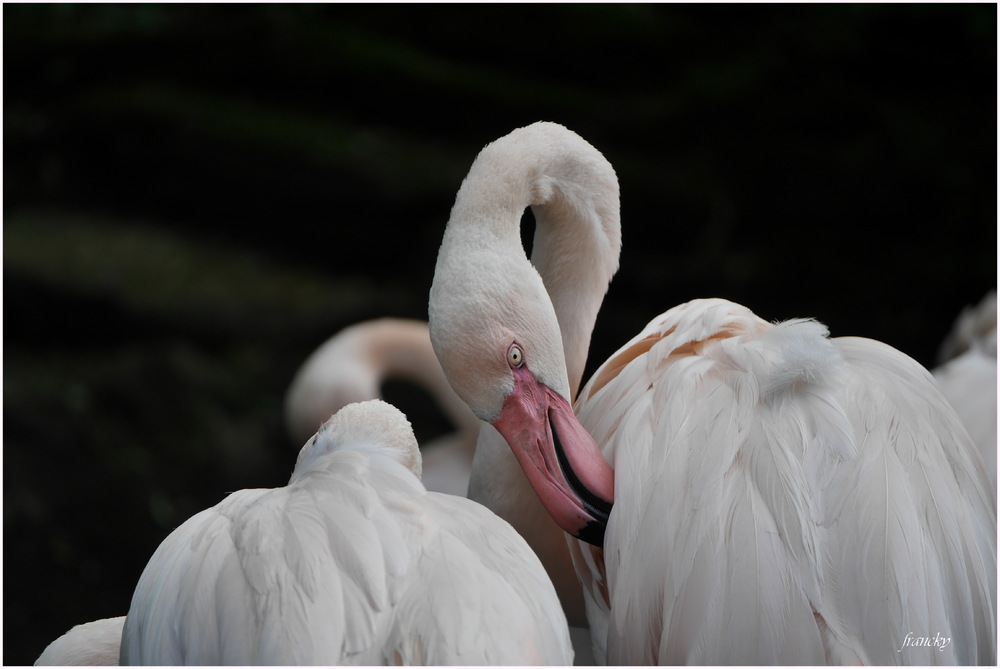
[{"left": 445, "top": 122, "right": 621, "bottom": 398}]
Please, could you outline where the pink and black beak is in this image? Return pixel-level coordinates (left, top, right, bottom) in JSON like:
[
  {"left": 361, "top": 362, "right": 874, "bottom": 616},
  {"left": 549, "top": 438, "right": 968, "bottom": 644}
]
[{"left": 492, "top": 365, "right": 614, "bottom": 547}]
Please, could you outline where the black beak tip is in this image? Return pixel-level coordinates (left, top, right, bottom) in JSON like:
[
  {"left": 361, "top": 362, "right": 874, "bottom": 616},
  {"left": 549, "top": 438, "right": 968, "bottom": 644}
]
[
  {"left": 550, "top": 409, "right": 614, "bottom": 548},
  {"left": 575, "top": 518, "right": 607, "bottom": 548}
]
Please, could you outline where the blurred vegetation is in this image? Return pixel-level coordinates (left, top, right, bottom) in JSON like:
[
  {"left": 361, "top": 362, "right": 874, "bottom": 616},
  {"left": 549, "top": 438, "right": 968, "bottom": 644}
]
[{"left": 4, "top": 4, "right": 995, "bottom": 665}]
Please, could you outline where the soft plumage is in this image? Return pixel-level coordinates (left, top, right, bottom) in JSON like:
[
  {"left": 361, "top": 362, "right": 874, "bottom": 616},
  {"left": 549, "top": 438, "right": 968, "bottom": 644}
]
[
  {"left": 572, "top": 298, "right": 995, "bottom": 664},
  {"left": 120, "top": 399, "right": 572, "bottom": 665}
]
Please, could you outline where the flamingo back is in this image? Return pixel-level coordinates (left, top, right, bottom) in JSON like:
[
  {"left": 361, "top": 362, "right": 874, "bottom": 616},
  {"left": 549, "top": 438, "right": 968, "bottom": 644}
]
[
  {"left": 572, "top": 298, "right": 996, "bottom": 665},
  {"left": 121, "top": 402, "right": 572, "bottom": 665}
]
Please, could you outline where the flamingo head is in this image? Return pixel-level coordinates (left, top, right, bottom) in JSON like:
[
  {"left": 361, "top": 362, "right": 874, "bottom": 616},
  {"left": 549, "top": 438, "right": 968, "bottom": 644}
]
[
  {"left": 429, "top": 246, "right": 614, "bottom": 546},
  {"left": 293, "top": 399, "right": 421, "bottom": 482}
]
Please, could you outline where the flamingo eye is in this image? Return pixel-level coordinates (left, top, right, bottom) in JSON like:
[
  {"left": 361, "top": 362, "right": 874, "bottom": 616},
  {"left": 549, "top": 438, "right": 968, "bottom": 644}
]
[{"left": 507, "top": 343, "right": 524, "bottom": 368}]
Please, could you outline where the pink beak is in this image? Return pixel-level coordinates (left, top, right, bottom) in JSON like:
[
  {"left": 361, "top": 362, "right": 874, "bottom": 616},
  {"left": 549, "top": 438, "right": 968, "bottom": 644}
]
[{"left": 491, "top": 365, "right": 614, "bottom": 546}]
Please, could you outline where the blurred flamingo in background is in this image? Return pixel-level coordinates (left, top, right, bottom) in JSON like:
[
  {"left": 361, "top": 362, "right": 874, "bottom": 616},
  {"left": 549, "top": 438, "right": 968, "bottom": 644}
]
[
  {"left": 933, "top": 290, "right": 997, "bottom": 491},
  {"left": 285, "top": 318, "right": 480, "bottom": 497}
]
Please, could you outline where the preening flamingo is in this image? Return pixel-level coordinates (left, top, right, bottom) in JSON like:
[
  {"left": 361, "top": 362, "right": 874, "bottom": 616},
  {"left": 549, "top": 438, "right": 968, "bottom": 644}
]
[
  {"left": 428, "top": 121, "right": 997, "bottom": 664},
  {"left": 35, "top": 616, "right": 124, "bottom": 666},
  {"left": 933, "top": 291, "right": 997, "bottom": 491},
  {"left": 285, "top": 317, "right": 479, "bottom": 496},
  {"left": 120, "top": 399, "right": 573, "bottom": 665}
]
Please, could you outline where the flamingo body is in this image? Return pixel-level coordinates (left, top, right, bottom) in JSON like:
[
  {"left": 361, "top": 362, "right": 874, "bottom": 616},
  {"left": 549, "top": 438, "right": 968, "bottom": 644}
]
[
  {"left": 121, "top": 400, "right": 572, "bottom": 665},
  {"left": 572, "top": 298, "right": 996, "bottom": 664}
]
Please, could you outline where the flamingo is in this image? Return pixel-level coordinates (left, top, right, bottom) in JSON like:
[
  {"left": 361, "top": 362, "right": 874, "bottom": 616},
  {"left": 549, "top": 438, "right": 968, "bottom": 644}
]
[
  {"left": 285, "top": 317, "right": 479, "bottom": 496},
  {"left": 35, "top": 616, "right": 125, "bottom": 666},
  {"left": 285, "top": 319, "right": 596, "bottom": 663},
  {"left": 428, "top": 121, "right": 997, "bottom": 664},
  {"left": 120, "top": 399, "right": 573, "bottom": 665},
  {"left": 933, "top": 291, "right": 997, "bottom": 491}
]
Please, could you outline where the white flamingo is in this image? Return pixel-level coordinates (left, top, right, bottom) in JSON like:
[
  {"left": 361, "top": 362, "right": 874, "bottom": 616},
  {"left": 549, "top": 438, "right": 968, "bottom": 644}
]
[
  {"left": 428, "top": 121, "right": 997, "bottom": 664},
  {"left": 35, "top": 616, "right": 125, "bottom": 666},
  {"left": 933, "top": 291, "right": 997, "bottom": 491},
  {"left": 285, "top": 318, "right": 596, "bottom": 663},
  {"left": 285, "top": 318, "right": 479, "bottom": 497},
  {"left": 120, "top": 399, "right": 572, "bottom": 665}
]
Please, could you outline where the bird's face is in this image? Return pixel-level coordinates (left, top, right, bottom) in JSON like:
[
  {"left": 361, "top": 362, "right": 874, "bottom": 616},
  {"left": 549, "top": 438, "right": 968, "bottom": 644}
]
[{"left": 490, "top": 341, "right": 614, "bottom": 547}]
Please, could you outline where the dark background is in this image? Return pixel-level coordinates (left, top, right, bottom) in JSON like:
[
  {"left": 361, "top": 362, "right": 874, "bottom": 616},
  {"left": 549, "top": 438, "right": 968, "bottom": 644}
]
[{"left": 4, "top": 4, "right": 995, "bottom": 665}]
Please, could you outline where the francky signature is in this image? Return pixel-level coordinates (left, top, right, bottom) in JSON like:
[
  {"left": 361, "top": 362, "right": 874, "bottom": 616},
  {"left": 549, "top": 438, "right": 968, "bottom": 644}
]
[{"left": 897, "top": 631, "right": 952, "bottom": 653}]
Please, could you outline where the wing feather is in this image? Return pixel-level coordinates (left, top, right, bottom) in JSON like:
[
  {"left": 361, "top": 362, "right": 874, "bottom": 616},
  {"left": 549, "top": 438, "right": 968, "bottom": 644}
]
[
  {"left": 122, "top": 424, "right": 573, "bottom": 665},
  {"left": 573, "top": 298, "right": 996, "bottom": 665},
  {"left": 383, "top": 491, "right": 573, "bottom": 665}
]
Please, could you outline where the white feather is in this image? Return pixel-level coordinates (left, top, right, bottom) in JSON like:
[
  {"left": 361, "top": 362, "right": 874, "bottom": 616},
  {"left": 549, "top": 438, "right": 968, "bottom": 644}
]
[
  {"left": 575, "top": 298, "right": 996, "bottom": 664},
  {"left": 120, "top": 399, "right": 572, "bottom": 665}
]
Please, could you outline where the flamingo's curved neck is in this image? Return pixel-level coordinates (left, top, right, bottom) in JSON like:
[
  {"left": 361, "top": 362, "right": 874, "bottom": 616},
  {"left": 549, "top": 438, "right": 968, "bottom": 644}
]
[
  {"left": 529, "top": 198, "right": 620, "bottom": 399},
  {"left": 445, "top": 129, "right": 622, "bottom": 398}
]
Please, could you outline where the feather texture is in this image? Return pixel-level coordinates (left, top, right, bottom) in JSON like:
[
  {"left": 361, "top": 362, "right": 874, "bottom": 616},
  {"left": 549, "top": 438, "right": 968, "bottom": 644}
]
[
  {"left": 574, "top": 298, "right": 997, "bottom": 665},
  {"left": 121, "top": 400, "right": 572, "bottom": 665}
]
